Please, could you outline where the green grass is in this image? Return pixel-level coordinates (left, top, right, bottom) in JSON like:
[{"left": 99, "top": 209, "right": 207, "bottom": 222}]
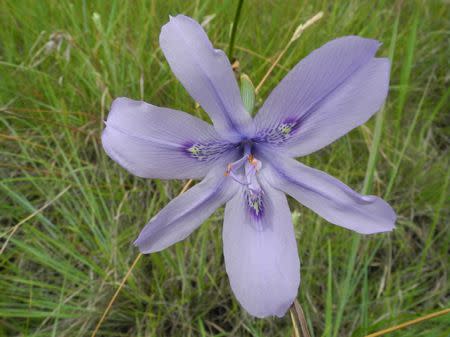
[{"left": 1, "top": 0, "right": 448, "bottom": 336}]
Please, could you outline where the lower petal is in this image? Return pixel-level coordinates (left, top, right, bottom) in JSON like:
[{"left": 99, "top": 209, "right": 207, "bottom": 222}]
[
  {"left": 223, "top": 180, "right": 300, "bottom": 318},
  {"left": 262, "top": 153, "right": 396, "bottom": 234},
  {"left": 135, "top": 167, "right": 237, "bottom": 253}
]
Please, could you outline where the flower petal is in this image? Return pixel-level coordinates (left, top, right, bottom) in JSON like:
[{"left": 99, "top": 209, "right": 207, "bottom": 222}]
[
  {"left": 160, "top": 15, "right": 252, "bottom": 139},
  {"left": 135, "top": 167, "right": 238, "bottom": 253},
  {"left": 262, "top": 153, "right": 396, "bottom": 234},
  {"left": 254, "top": 36, "right": 390, "bottom": 156},
  {"left": 102, "top": 97, "right": 238, "bottom": 179},
  {"left": 223, "top": 181, "right": 300, "bottom": 318}
]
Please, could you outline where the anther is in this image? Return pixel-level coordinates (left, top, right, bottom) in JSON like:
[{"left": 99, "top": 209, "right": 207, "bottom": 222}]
[
  {"left": 225, "top": 163, "right": 233, "bottom": 176},
  {"left": 249, "top": 156, "right": 262, "bottom": 172},
  {"left": 225, "top": 153, "right": 262, "bottom": 186}
]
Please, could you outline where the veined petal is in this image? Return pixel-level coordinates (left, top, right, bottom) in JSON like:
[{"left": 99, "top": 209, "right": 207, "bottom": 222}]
[
  {"left": 254, "top": 36, "right": 389, "bottom": 157},
  {"left": 102, "top": 97, "right": 238, "bottom": 179},
  {"left": 135, "top": 167, "right": 238, "bottom": 253},
  {"left": 160, "top": 15, "right": 252, "bottom": 140},
  {"left": 223, "top": 180, "right": 300, "bottom": 318},
  {"left": 262, "top": 153, "right": 396, "bottom": 234}
]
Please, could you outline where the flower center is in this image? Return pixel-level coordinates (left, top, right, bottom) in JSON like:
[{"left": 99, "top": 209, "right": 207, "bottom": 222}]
[
  {"left": 224, "top": 148, "right": 261, "bottom": 185},
  {"left": 224, "top": 143, "right": 265, "bottom": 222}
]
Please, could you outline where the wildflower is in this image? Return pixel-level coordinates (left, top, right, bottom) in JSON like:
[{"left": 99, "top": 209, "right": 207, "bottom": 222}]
[{"left": 102, "top": 15, "right": 396, "bottom": 318}]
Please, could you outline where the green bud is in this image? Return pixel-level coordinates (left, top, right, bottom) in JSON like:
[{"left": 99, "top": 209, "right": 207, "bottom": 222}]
[
  {"left": 240, "top": 73, "right": 255, "bottom": 115},
  {"left": 92, "top": 12, "right": 103, "bottom": 33}
]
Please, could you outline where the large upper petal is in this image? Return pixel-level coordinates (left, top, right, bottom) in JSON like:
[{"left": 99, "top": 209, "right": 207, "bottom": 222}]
[
  {"left": 223, "top": 179, "right": 300, "bottom": 318},
  {"left": 102, "top": 97, "right": 237, "bottom": 180},
  {"left": 160, "top": 15, "right": 252, "bottom": 140},
  {"left": 261, "top": 152, "right": 396, "bottom": 234},
  {"left": 135, "top": 167, "right": 238, "bottom": 253},
  {"left": 253, "top": 36, "right": 390, "bottom": 157}
]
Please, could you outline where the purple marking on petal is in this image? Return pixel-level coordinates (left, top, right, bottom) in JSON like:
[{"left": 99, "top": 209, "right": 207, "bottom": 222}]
[
  {"left": 183, "top": 141, "right": 239, "bottom": 162},
  {"left": 244, "top": 189, "right": 266, "bottom": 228},
  {"left": 253, "top": 118, "right": 301, "bottom": 145}
]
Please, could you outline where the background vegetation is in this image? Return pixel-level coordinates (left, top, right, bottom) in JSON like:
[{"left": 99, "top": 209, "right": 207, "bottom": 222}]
[{"left": 1, "top": 0, "right": 448, "bottom": 336}]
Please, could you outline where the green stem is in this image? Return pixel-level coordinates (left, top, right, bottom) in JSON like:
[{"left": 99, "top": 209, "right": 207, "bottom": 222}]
[
  {"left": 290, "top": 299, "right": 311, "bottom": 337},
  {"left": 228, "top": 0, "right": 244, "bottom": 60}
]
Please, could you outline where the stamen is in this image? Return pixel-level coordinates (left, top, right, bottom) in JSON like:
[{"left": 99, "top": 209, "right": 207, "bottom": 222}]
[
  {"left": 224, "top": 153, "right": 250, "bottom": 179},
  {"left": 228, "top": 171, "right": 250, "bottom": 185},
  {"left": 249, "top": 156, "right": 262, "bottom": 172},
  {"left": 224, "top": 150, "right": 266, "bottom": 226},
  {"left": 224, "top": 163, "right": 232, "bottom": 176}
]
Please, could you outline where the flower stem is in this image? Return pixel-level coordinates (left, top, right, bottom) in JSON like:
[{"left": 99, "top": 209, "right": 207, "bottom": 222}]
[
  {"left": 228, "top": 0, "right": 244, "bottom": 61},
  {"left": 290, "top": 299, "right": 311, "bottom": 337}
]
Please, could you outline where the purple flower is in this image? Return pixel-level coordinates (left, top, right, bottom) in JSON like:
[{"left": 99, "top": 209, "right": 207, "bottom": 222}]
[{"left": 102, "top": 15, "right": 396, "bottom": 318}]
